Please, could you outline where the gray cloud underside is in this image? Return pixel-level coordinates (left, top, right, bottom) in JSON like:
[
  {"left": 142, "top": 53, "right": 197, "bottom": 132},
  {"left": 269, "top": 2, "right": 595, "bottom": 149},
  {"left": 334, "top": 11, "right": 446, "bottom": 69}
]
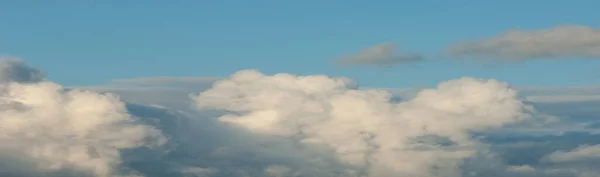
[
  {"left": 337, "top": 43, "right": 424, "bottom": 66},
  {"left": 447, "top": 25, "right": 600, "bottom": 61}
]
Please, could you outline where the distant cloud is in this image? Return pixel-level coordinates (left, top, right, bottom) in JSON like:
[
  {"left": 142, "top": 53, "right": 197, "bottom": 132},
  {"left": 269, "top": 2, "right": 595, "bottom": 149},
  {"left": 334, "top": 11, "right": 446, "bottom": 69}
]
[
  {"left": 337, "top": 43, "right": 423, "bottom": 66},
  {"left": 0, "top": 58, "right": 45, "bottom": 83},
  {"left": 516, "top": 85, "right": 600, "bottom": 103},
  {"left": 109, "top": 76, "right": 222, "bottom": 89},
  {"left": 543, "top": 144, "right": 600, "bottom": 163},
  {"left": 447, "top": 25, "right": 600, "bottom": 61},
  {"left": 74, "top": 76, "right": 221, "bottom": 109}
]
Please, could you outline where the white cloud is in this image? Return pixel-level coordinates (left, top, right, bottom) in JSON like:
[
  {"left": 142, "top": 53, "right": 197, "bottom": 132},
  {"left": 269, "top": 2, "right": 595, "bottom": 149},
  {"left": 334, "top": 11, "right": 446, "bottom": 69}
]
[
  {"left": 337, "top": 43, "right": 423, "bottom": 66},
  {"left": 448, "top": 25, "right": 600, "bottom": 61},
  {"left": 0, "top": 59, "right": 166, "bottom": 177},
  {"left": 192, "top": 69, "right": 533, "bottom": 177},
  {"left": 179, "top": 167, "right": 219, "bottom": 177},
  {"left": 39, "top": 61, "right": 600, "bottom": 177},
  {"left": 543, "top": 145, "right": 600, "bottom": 163},
  {"left": 264, "top": 165, "right": 292, "bottom": 177}
]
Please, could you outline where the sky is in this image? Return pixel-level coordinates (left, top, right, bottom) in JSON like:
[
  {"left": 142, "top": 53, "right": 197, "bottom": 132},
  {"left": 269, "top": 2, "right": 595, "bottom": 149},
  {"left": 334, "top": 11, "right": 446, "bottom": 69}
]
[
  {"left": 2, "top": 0, "right": 600, "bottom": 87},
  {"left": 4, "top": 1, "right": 600, "bottom": 177}
]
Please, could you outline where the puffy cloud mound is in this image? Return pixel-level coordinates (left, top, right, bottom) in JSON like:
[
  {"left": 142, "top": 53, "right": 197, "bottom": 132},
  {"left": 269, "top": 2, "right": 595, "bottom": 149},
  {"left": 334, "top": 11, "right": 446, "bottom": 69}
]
[
  {"left": 0, "top": 59, "right": 166, "bottom": 177},
  {"left": 192, "top": 70, "right": 533, "bottom": 177}
]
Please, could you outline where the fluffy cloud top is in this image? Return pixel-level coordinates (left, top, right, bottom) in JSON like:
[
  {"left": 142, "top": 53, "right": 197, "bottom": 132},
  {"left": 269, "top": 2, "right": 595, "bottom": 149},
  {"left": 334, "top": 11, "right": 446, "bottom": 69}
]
[
  {"left": 0, "top": 59, "right": 166, "bottom": 177},
  {"left": 447, "top": 25, "right": 600, "bottom": 61},
  {"left": 192, "top": 69, "right": 532, "bottom": 177},
  {"left": 5, "top": 57, "right": 600, "bottom": 177},
  {"left": 337, "top": 43, "right": 423, "bottom": 66}
]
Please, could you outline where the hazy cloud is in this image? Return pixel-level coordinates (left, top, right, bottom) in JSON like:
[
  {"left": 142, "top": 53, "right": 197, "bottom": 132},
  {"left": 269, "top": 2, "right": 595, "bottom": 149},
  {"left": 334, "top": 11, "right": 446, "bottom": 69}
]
[
  {"left": 543, "top": 144, "right": 600, "bottom": 163},
  {"left": 109, "top": 76, "right": 222, "bottom": 89},
  {"left": 448, "top": 25, "right": 600, "bottom": 61},
  {"left": 74, "top": 76, "right": 221, "bottom": 110},
  {"left": 0, "top": 58, "right": 45, "bottom": 83},
  {"left": 515, "top": 85, "right": 600, "bottom": 103},
  {"left": 337, "top": 43, "right": 423, "bottom": 66}
]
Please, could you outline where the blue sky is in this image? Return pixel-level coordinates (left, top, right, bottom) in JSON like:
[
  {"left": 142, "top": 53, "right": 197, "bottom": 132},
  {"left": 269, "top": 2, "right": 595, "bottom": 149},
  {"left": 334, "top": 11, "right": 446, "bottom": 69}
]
[{"left": 1, "top": 0, "right": 600, "bottom": 87}]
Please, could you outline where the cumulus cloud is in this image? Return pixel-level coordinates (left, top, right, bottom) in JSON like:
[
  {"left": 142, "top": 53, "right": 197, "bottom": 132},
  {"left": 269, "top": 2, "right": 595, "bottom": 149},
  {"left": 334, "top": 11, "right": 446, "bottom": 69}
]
[
  {"left": 337, "top": 43, "right": 423, "bottom": 66},
  {"left": 192, "top": 69, "right": 534, "bottom": 177},
  {"left": 0, "top": 59, "right": 166, "bottom": 177},
  {"left": 448, "top": 25, "right": 600, "bottom": 61},
  {"left": 6, "top": 56, "right": 597, "bottom": 177},
  {"left": 56, "top": 67, "right": 600, "bottom": 177}
]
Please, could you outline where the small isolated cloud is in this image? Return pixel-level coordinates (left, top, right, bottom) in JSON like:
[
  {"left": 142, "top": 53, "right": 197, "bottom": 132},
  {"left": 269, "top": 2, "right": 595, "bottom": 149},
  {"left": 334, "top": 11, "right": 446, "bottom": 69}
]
[
  {"left": 448, "top": 25, "right": 600, "bottom": 61},
  {"left": 337, "top": 43, "right": 423, "bottom": 67}
]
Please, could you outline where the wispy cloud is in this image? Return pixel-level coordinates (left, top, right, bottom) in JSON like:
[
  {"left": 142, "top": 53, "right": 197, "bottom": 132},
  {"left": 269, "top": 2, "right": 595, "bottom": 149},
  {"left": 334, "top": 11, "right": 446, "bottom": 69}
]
[
  {"left": 337, "top": 43, "right": 423, "bottom": 67},
  {"left": 447, "top": 25, "right": 600, "bottom": 61},
  {"left": 73, "top": 76, "right": 222, "bottom": 109},
  {"left": 101, "top": 76, "right": 222, "bottom": 89}
]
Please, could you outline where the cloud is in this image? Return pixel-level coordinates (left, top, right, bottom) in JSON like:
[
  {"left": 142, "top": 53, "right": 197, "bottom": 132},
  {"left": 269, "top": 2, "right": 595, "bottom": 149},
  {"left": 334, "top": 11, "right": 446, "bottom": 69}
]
[
  {"left": 0, "top": 59, "right": 166, "bottom": 177},
  {"left": 74, "top": 76, "right": 221, "bottom": 110},
  {"left": 66, "top": 69, "right": 600, "bottom": 177},
  {"left": 447, "top": 25, "right": 600, "bottom": 61},
  {"left": 108, "top": 76, "right": 222, "bottom": 89},
  {"left": 0, "top": 57, "right": 45, "bottom": 83},
  {"left": 192, "top": 69, "right": 533, "bottom": 177},
  {"left": 543, "top": 144, "right": 600, "bottom": 163},
  {"left": 337, "top": 43, "right": 423, "bottom": 66},
  {"left": 179, "top": 167, "right": 219, "bottom": 177},
  {"left": 6, "top": 57, "right": 598, "bottom": 176},
  {"left": 61, "top": 70, "right": 600, "bottom": 177}
]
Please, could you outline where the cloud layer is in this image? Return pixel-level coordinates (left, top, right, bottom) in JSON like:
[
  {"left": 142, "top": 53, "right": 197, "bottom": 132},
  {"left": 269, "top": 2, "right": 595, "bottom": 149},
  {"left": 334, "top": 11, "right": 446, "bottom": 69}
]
[
  {"left": 337, "top": 43, "right": 423, "bottom": 66},
  {"left": 4, "top": 58, "right": 600, "bottom": 177},
  {"left": 448, "top": 25, "right": 600, "bottom": 61}
]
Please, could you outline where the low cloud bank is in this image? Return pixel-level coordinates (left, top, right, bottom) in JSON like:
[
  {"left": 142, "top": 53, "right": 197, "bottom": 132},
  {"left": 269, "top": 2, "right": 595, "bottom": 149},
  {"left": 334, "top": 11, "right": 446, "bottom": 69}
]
[{"left": 2, "top": 58, "right": 600, "bottom": 177}]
